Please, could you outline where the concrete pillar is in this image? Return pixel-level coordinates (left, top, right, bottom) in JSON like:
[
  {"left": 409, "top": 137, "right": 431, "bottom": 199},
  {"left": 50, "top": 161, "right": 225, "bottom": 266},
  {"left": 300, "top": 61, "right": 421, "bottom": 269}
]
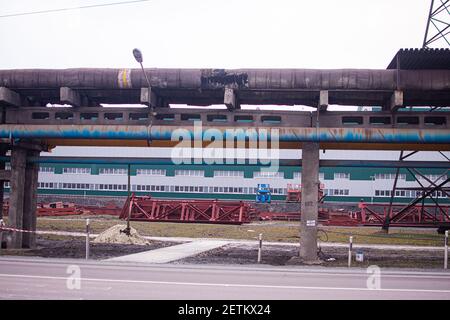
[
  {"left": 8, "top": 147, "right": 27, "bottom": 249},
  {"left": 22, "top": 150, "right": 39, "bottom": 248},
  {"left": 300, "top": 142, "right": 320, "bottom": 263},
  {"left": 0, "top": 146, "right": 6, "bottom": 220}
]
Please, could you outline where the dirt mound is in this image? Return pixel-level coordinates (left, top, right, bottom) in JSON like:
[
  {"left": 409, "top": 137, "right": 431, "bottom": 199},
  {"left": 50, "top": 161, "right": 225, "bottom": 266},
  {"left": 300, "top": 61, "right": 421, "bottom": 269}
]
[{"left": 93, "top": 224, "right": 150, "bottom": 245}]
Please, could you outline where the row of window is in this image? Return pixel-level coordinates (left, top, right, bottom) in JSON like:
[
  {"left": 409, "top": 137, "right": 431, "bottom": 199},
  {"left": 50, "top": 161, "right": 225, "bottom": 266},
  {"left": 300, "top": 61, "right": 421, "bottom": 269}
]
[
  {"left": 136, "top": 185, "right": 287, "bottom": 195},
  {"left": 4, "top": 181, "right": 448, "bottom": 198},
  {"left": 374, "top": 173, "right": 406, "bottom": 180},
  {"left": 62, "top": 167, "right": 91, "bottom": 174},
  {"left": 418, "top": 174, "right": 447, "bottom": 182},
  {"left": 214, "top": 170, "right": 244, "bottom": 177},
  {"left": 375, "top": 189, "right": 448, "bottom": 198},
  {"left": 31, "top": 181, "right": 288, "bottom": 195},
  {"left": 29, "top": 166, "right": 450, "bottom": 182},
  {"left": 136, "top": 169, "right": 166, "bottom": 176},
  {"left": 324, "top": 189, "right": 350, "bottom": 196},
  {"left": 99, "top": 168, "right": 128, "bottom": 175}
]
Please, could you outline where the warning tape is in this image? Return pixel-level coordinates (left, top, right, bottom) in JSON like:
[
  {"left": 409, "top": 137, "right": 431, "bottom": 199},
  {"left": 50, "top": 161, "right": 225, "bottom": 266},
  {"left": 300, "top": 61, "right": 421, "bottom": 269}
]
[{"left": 0, "top": 226, "right": 36, "bottom": 233}]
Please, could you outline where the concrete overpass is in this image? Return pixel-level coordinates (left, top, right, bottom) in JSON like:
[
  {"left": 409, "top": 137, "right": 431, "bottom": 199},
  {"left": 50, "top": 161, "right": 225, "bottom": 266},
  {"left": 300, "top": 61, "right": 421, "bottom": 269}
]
[{"left": 0, "top": 48, "right": 448, "bottom": 263}]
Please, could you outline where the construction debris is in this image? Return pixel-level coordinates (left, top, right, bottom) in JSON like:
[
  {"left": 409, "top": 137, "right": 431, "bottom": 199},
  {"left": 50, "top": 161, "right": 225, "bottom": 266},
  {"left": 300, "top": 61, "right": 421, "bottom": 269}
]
[{"left": 93, "top": 224, "right": 150, "bottom": 245}]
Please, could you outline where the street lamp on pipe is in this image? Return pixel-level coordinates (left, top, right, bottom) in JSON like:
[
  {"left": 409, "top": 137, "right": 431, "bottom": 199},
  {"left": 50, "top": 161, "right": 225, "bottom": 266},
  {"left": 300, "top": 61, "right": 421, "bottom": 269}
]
[
  {"left": 121, "top": 49, "right": 153, "bottom": 236},
  {"left": 132, "top": 48, "right": 151, "bottom": 88}
]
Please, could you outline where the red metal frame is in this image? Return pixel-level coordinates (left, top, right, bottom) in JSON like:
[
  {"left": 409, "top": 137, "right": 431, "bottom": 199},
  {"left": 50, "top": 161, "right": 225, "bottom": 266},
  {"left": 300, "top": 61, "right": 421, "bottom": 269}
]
[
  {"left": 119, "top": 194, "right": 256, "bottom": 224},
  {"left": 356, "top": 201, "right": 450, "bottom": 227}
]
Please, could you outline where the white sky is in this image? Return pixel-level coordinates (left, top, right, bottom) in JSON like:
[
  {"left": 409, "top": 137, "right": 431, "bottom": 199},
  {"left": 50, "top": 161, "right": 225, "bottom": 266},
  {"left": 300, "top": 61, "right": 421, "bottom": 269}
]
[{"left": 0, "top": 0, "right": 432, "bottom": 70}]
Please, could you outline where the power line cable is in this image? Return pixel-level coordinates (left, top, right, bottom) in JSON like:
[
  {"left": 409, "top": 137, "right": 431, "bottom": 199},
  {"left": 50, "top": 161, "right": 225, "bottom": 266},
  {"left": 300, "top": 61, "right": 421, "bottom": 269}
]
[{"left": 0, "top": 0, "right": 152, "bottom": 19}]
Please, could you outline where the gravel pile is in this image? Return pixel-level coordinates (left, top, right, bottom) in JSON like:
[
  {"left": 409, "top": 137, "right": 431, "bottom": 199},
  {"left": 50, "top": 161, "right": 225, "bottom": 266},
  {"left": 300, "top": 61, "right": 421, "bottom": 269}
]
[{"left": 93, "top": 224, "right": 150, "bottom": 245}]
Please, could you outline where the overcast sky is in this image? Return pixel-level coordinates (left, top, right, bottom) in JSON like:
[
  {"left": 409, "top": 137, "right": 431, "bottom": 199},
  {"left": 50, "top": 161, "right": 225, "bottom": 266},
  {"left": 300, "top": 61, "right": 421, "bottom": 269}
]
[{"left": 0, "top": 0, "right": 432, "bottom": 70}]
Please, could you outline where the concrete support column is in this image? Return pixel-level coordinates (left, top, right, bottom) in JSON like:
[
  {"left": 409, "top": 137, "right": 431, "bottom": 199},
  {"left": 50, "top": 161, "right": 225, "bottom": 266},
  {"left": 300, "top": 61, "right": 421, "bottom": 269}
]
[
  {"left": 22, "top": 150, "right": 39, "bottom": 248},
  {"left": 8, "top": 147, "right": 27, "bottom": 249},
  {"left": 300, "top": 142, "right": 320, "bottom": 263},
  {"left": 0, "top": 146, "right": 6, "bottom": 220}
]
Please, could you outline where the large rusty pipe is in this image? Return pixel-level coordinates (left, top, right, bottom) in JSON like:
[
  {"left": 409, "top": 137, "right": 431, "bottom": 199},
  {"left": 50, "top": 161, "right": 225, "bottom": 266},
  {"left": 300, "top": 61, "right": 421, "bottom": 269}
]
[
  {"left": 1, "top": 68, "right": 449, "bottom": 90},
  {"left": 0, "top": 124, "right": 448, "bottom": 144}
]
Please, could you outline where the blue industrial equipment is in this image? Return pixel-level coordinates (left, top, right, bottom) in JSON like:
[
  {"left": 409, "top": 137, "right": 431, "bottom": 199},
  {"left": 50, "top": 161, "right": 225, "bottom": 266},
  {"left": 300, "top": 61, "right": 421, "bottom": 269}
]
[{"left": 256, "top": 184, "right": 271, "bottom": 203}]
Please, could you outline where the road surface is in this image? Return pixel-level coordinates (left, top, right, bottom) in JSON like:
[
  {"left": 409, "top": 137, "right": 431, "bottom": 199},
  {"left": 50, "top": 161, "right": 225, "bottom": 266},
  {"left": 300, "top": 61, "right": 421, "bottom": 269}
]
[{"left": 0, "top": 257, "right": 449, "bottom": 299}]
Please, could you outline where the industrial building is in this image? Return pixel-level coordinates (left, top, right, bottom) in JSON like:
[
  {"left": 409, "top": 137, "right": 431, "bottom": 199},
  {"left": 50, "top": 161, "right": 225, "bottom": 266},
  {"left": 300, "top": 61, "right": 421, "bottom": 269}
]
[{"left": 4, "top": 147, "right": 447, "bottom": 204}]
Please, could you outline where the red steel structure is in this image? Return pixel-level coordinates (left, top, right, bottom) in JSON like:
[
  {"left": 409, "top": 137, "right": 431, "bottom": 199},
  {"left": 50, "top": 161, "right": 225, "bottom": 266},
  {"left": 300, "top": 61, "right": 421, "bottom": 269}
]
[
  {"left": 119, "top": 194, "right": 255, "bottom": 224},
  {"left": 354, "top": 201, "right": 450, "bottom": 228}
]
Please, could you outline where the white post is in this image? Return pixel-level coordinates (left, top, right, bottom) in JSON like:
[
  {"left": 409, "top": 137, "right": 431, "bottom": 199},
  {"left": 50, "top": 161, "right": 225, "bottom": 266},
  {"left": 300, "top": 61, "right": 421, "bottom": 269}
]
[
  {"left": 348, "top": 236, "right": 353, "bottom": 268},
  {"left": 257, "top": 233, "right": 263, "bottom": 264},
  {"left": 86, "top": 218, "right": 90, "bottom": 260},
  {"left": 445, "top": 230, "right": 448, "bottom": 270}
]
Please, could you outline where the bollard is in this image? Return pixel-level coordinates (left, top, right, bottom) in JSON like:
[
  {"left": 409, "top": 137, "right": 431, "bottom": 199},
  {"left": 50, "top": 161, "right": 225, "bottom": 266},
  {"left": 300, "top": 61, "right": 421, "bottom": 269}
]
[
  {"left": 257, "top": 233, "right": 263, "bottom": 264},
  {"left": 348, "top": 236, "right": 353, "bottom": 268},
  {"left": 445, "top": 230, "right": 448, "bottom": 270},
  {"left": 86, "top": 218, "right": 90, "bottom": 260}
]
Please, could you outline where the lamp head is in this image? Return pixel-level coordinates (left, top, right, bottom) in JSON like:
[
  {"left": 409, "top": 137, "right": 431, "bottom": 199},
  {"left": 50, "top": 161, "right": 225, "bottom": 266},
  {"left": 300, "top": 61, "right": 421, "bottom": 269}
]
[{"left": 132, "top": 48, "right": 143, "bottom": 63}]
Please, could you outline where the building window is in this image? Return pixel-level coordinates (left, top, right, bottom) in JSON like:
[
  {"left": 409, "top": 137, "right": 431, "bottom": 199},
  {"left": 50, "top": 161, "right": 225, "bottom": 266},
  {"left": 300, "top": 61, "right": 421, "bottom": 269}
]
[
  {"left": 63, "top": 167, "right": 91, "bottom": 174},
  {"left": 375, "top": 190, "right": 393, "bottom": 197},
  {"left": 99, "top": 168, "right": 128, "bottom": 175},
  {"left": 136, "top": 169, "right": 166, "bottom": 176},
  {"left": 175, "top": 170, "right": 204, "bottom": 177},
  {"left": 328, "top": 189, "right": 350, "bottom": 196},
  {"left": 254, "top": 171, "right": 284, "bottom": 178},
  {"left": 39, "top": 166, "right": 55, "bottom": 173},
  {"left": 416, "top": 174, "right": 446, "bottom": 182},
  {"left": 61, "top": 183, "right": 90, "bottom": 190},
  {"left": 293, "top": 172, "right": 302, "bottom": 180},
  {"left": 213, "top": 170, "right": 244, "bottom": 178},
  {"left": 374, "top": 173, "right": 406, "bottom": 180},
  {"left": 334, "top": 172, "right": 350, "bottom": 179}
]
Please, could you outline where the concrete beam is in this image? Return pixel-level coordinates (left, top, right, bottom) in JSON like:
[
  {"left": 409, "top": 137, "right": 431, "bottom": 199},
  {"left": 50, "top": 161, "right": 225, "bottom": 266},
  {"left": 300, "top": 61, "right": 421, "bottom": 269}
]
[
  {"left": 299, "top": 142, "right": 320, "bottom": 263},
  {"left": 140, "top": 87, "right": 158, "bottom": 108},
  {"left": 390, "top": 90, "right": 403, "bottom": 112},
  {"left": 0, "top": 87, "right": 21, "bottom": 107},
  {"left": 224, "top": 87, "right": 239, "bottom": 110},
  {"left": 60, "top": 87, "right": 81, "bottom": 107},
  {"left": 0, "top": 170, "right": 11, "bottom": 181},
  {"left": 318, "top": 90, "right": 328, "bottom": 112}
]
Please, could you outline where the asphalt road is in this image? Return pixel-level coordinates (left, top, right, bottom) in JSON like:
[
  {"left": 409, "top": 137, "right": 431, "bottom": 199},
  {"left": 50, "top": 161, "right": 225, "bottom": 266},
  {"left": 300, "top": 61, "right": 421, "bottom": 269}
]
[{"left": 0, "top": 257, "right": 450, "bottom": 300}]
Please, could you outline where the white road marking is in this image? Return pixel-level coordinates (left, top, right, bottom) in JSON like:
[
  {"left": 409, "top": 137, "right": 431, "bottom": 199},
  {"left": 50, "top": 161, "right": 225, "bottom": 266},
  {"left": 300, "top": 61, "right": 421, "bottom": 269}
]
[
  {"left": 0, "top": 273, "right": 450, "bottom": 294},
  {"left": 1, "top": 258, "right": 450, "bottom": 279}
]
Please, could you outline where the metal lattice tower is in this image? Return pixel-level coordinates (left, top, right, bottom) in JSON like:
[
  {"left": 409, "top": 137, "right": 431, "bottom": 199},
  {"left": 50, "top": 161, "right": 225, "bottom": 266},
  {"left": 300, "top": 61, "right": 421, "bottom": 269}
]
[{"left": 423, "top": 0, "right": 450, "bottom": 48}]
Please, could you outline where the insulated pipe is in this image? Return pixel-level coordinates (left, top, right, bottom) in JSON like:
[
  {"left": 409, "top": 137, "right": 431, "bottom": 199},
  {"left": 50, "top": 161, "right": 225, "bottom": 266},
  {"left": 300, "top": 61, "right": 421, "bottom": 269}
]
[
  {"left": 0, "top": 125, "right": 449, "bottom": 144},
  {"left": 1, "top": 68, "right": 450, "bottom": 90}
]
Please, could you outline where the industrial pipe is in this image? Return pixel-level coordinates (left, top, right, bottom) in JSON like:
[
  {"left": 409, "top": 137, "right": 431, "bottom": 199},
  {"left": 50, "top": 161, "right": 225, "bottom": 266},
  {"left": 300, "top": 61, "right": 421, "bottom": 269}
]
[
  {"left": 1, "top": 68, "right": 450, "bottom": 90},
  {"left": 0, "top": 125, "right": 449, "bottom": 144}
]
